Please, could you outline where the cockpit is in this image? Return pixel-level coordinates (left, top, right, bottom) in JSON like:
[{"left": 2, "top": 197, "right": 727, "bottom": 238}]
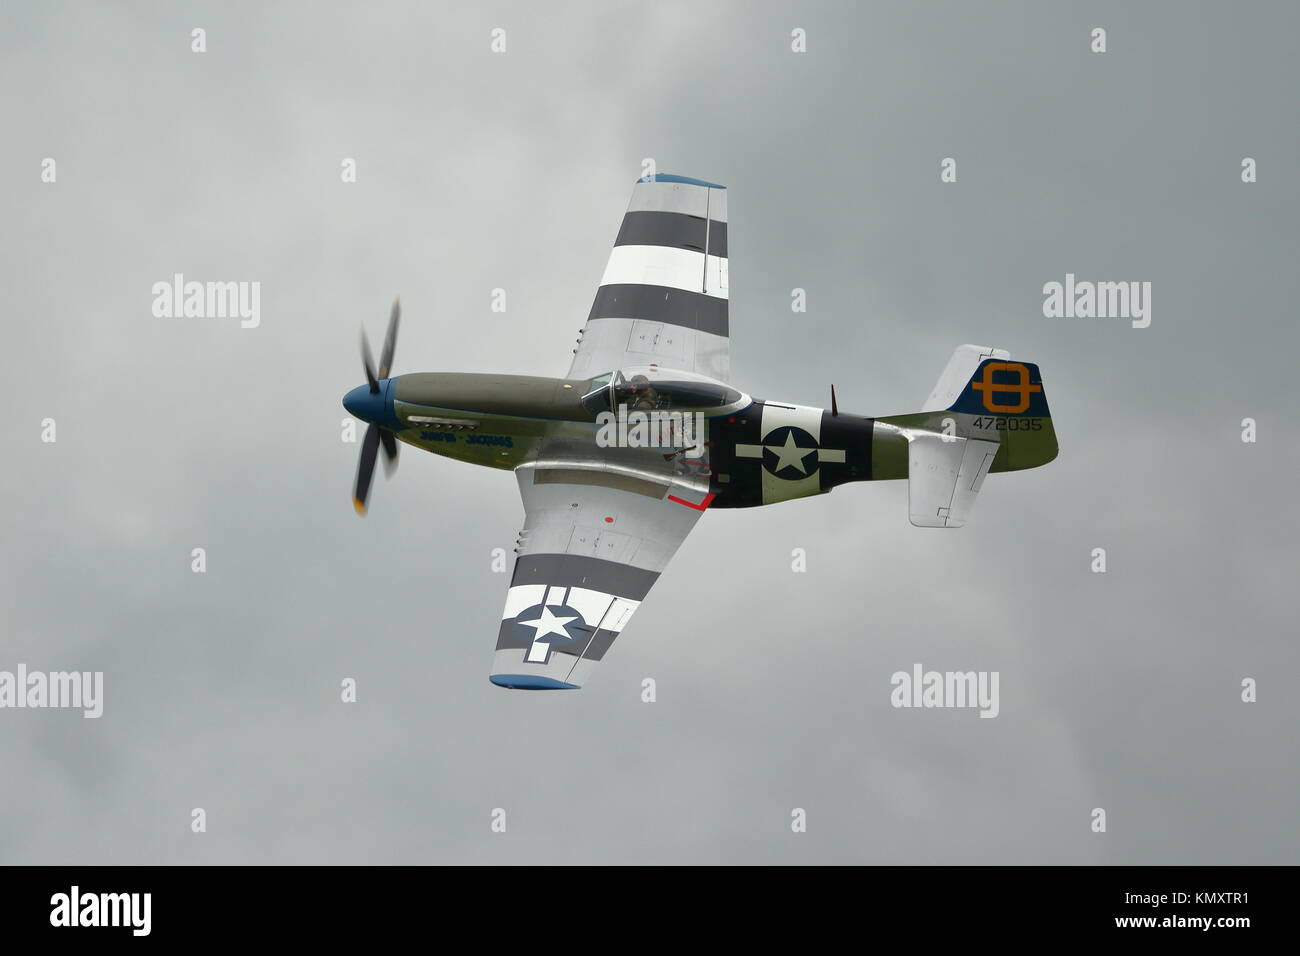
[{"left": 580, "top": 367, "right": 747, "bottom": 417}]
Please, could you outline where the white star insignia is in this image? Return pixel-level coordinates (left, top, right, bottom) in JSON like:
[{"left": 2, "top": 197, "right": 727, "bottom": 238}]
[
  {"left": 518, "top": 605, "right": 578, "bottom": 641},
  {"left": 768, "top": 431, "right": 815, "bottom": 474}
]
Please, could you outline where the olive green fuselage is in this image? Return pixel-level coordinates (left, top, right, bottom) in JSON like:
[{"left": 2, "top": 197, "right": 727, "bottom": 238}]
[{"left": 389, "top": 372, "right": 1056, "bottom": 508}]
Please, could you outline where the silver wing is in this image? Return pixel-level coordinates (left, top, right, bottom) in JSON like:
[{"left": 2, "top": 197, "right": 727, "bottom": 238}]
[
  {"left": 491, "top": 175, "right": 729, "bottom": 690},
  {"left": 567, "top": 174, "right": 730, "bottom": 383},
  {"left": 490, "top": 462, "right": 712, "bottom": 689}
]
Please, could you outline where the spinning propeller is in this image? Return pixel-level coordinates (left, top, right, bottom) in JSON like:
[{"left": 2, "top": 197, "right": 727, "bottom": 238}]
[{"left": 350, "top": 298, "right": 400, "bottom": 515}]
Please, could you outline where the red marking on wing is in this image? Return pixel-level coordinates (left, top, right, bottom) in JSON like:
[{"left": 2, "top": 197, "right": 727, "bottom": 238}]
[{"left": 667, "top": 492, "right": 716, "bottom": 512}]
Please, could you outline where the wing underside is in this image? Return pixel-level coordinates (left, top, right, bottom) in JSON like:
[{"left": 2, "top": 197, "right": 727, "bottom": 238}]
[
  {"left": 493, "top": 174, "right": 727, "bottom": 690},
  {"left": 490, "top": 460, "right": 709, "bottom": 689},
  {"left": 568, "top": 174, "right": 730, "bottom": 383}
]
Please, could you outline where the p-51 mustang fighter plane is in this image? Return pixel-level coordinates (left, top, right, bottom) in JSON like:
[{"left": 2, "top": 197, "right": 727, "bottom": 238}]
[{"left": 343, "top": 174, "right": 1058, "bottom": 690}]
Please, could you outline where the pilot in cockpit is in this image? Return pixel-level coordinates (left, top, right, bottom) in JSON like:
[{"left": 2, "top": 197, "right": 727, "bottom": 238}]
[{"left": 626, "top": 374, "right": 658, "bottom": 410}]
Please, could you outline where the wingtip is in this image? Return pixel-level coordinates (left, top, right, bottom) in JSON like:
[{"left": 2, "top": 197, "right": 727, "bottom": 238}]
[
  {"left": 636, "top": 173, "right": 726, "bottom": 189},
  {"left": 489, "top": 674, "right": 581, "bottom": 690}
]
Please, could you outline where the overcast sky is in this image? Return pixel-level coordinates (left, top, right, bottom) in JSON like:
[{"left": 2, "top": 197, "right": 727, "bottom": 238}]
[{"left": 2, "top": 1, "right": 1297, "bottom": 864}]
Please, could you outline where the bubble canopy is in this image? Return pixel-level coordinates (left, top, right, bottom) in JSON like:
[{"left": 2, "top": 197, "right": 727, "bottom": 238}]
[{"left": 580, "top": 366, "right": 748, "bottom": 417}]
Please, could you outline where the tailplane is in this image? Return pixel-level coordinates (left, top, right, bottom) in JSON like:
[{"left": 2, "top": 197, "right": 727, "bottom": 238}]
[{"left": 885, "top": 344, "right": 1058, "bottom": 528}]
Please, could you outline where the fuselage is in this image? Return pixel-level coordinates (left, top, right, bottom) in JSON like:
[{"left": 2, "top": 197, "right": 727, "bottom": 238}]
[{"left": 343, "top": 368, "right": 919, "bottom": 509}]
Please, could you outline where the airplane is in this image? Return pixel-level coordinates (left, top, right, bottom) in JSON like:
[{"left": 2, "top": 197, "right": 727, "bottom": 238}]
[{"left": 342, "top": 174, "right": 1058, "bottom": 691}]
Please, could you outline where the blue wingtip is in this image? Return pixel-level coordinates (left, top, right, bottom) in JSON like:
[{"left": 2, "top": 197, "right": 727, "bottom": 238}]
[
  {"left": 636, "top": 173, "right": 726, "bottom": 189},
  {"left": 490, "top": 674, "right": 580, "bottom": 690}
]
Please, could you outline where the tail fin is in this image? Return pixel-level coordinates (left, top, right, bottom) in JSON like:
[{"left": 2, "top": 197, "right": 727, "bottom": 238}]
[
  {"left": 942, "top": 348, "right": 1057, "bottom": 471},
  {"left": 898, "top": 345, "right": 1057, "bottom": 527},
  {"left": 922, "top": 344, "right": 1011, "bottom": 412}
]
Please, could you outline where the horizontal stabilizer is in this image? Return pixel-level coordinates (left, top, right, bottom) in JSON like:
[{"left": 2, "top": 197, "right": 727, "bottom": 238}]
[{"left": 908, "top": 434, "right": 999, "bottom": 528}]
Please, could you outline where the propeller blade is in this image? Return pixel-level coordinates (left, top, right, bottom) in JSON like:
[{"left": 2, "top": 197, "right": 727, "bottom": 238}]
[
  {"left": 360, "top": 328, "right": 379, "bottom": 393},
  {"left": 831, "top": 384, "right": 839, "bottom": 416},
  {"left": 353, "top": 423, "right": 381, "bottom": 515},
  {"left": 379, "top": 297, "right": 400, "bottom": 380},
  {"left": 379, "top": 428, "right": 399, "bottom": 476},
  {"left": 352, "top": 297, "right": 402, "bottom": 513}
]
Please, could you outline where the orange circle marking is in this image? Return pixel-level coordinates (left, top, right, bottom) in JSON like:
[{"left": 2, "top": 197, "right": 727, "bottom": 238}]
[{"left": 970, "top": 362, "right": 1042, "bottom": 414}]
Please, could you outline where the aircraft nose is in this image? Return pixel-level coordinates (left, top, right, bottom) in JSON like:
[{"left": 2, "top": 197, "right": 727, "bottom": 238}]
[{"left": 344, "top": 382, "right": 385, "bottom": 423}]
